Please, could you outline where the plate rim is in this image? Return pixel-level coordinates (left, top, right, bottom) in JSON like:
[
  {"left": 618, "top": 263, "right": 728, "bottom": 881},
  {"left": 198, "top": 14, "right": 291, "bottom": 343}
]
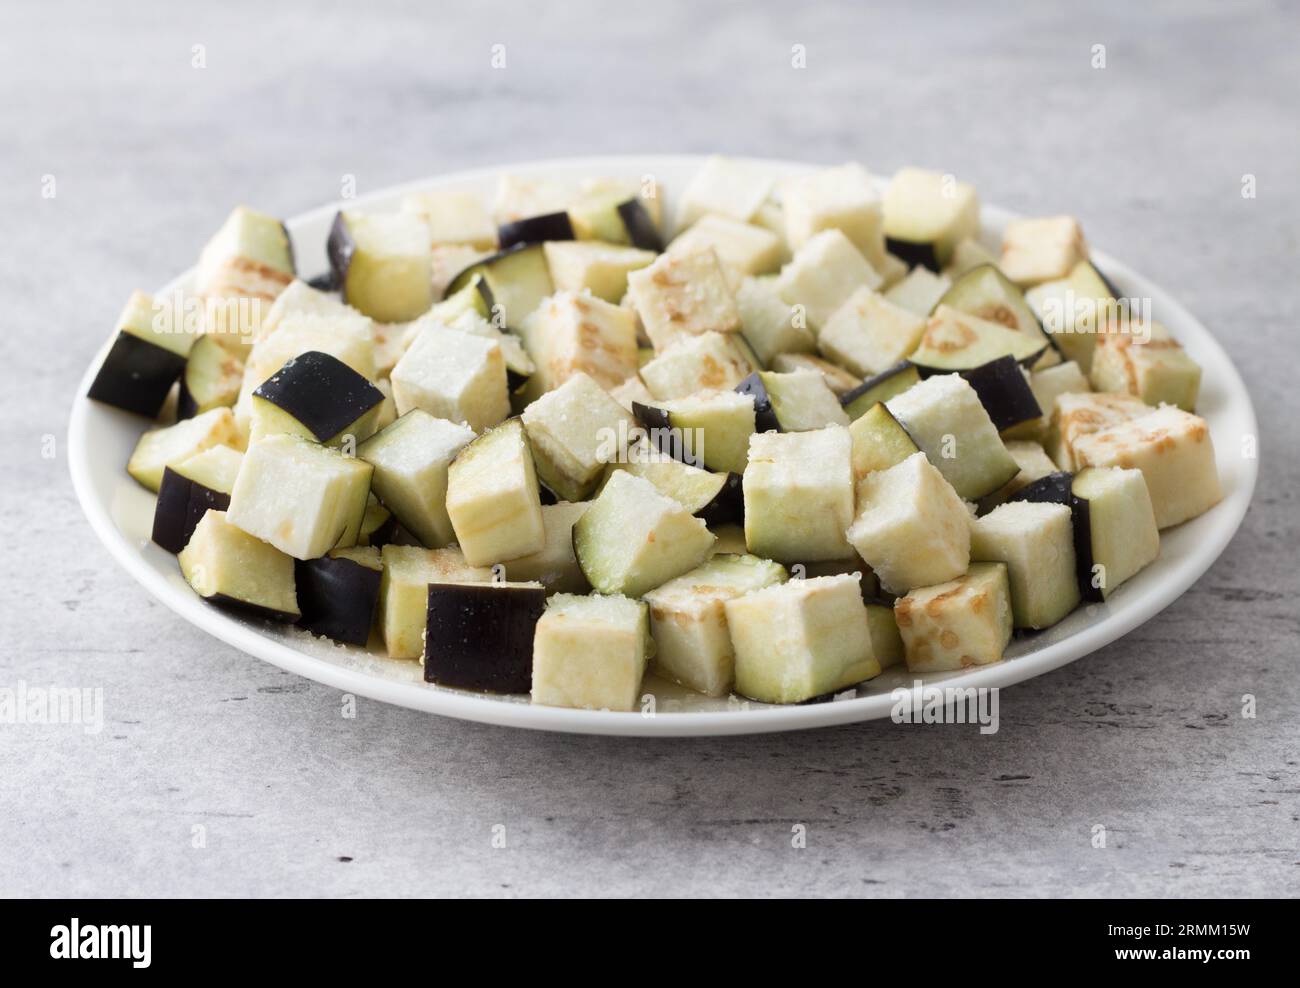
[{"left": 67, "top": 154, "right": 1259, "bottom": 737}]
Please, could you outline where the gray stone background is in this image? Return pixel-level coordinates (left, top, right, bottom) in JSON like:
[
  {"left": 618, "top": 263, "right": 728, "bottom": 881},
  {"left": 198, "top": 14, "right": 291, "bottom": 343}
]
[{"left": 1, "top": 0, "right": 1295, "bottom": 897}]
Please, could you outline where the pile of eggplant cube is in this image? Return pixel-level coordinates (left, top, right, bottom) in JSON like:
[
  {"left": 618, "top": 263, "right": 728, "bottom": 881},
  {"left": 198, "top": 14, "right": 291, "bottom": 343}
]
[{"left": 89, "top": 157, "right": 1223, "bottom": 708}]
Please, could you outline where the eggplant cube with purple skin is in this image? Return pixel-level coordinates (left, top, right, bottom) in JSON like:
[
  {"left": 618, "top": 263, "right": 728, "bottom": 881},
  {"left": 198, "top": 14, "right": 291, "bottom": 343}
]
[
  {"left": 640, "top": 331, "right": 753, "bottom": 400},
  {"left": 178, "top": 510, "right": 299, "bottom": 622},
  {"left": 250, "top": 350, "right": 385, "bottom": 447},
  {"left": 531, "top": 593, "right": 652, "bottom": 712},
  {"left": 378, "top": 545, "right": 493, "bottom": 659},
  {"left": 152, "top": 444, "right": 244, "bottom": 554},
  {"left": 87, "top": 291, "right": 197, "bottom": 417},
  {"left": 521, "top": 372, "right": 638, "bottom": 502},
  {"left": 194, "top": 206, "right": 296, "bottom": 310},
  {"left": 327, "top": 210, "right": 433, "bottom": 324},
  {"left": 126, "top": 406, "right": 240, "bottom": 493},
  {"left": 295, "top": 545, "right": 382, "bottom": 646},
  {"left": 424, "top": 581, "right": 548, "bottom": 694},
  {"left": 391, "top": 322, "right": 510, "bottom": 433},
  {"left": 445, "top": 418, "right": 547, "bottom": 567}
]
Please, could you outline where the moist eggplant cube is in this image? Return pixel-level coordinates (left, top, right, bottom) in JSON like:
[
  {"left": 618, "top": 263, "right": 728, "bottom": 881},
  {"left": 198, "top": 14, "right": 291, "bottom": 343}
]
[
  {"left": 357, "top": 494, "right": 397, "bottom": 548},
  {"left": 424, "top": 581, "right": 547, "bottom": 693},
  {"left": 782, "top": 163, "right": 886, "bottom": 265},
  {"left": 886, "top": 373, "right": 1019, "bottom": 499},
  {"left": 847, "top": 401, "right": 920, "bottom": 482},
  {"left": 884, "top": 266, "right": 951, "bottom": 317},
  {"left": 542, "top": 241, "right": 656, "bottom": 302},
  {"left": 1048, "top": 391, "right": 1151, "bottom": 471},
  {"left": 179, "top": 334, "right": 245, "bottom": 419},
  {"left": 519, "top": 291, "right": 639, "bottom": 392},
  {"left": 626, "top": 248, "right": 742, "bottom": 350},
  {"left": 573, "top": 471, "right": 716, "bottom": 598},
  {"left": 882, "top": 167, "right": 979, "bottom": 268},
  {"left": 1073, "top": 406, "right": 1221, "bottom": 529},
  {"left": 328, "top": 211, "right": 433, "bottom": 323},
  {"left": 640, "top": 332, "right": 753, "bottom": 400},
  {"left": 127, "top": 407, "right": 239, "bottom": 493},
  {"left": 818, "top": 287, "right": 927, "bottom": 379},
  {"left": 847, "top": 450, "right": 971, "bottom": 594},
  {"left": 400, "top": 189, "right": 498, "bottom": 249},
  {"left": 1024, "top": 260, "right": 1117, "bottom": 371},
  {"left": 378, "top": 545, "right": 492, "bottom": 659},
  {"left": 1070, "top": 467, "right": 1161, "bottom": 599},
  {"left": 257, "top": 278, "right": 362, "bottom": 341},
  {"left": 1089, "top": 321, "right": 1202, "bottom": 412},
  {"left": 88, "top": 291, "right": 195, "bottom": 417},
  {"left": 999, "top": 215, "right": 1088, "bottom": 287},
  {"left": 357, "top": 410, "right": 475, "bottom": 548},
  {"left": 841, "top": 361, "right": 922, "bottom": 421},
  {"left": 151, "top": 445, "right": 243, "bottom": 554},
  {"left": 613, "top": 440, "right": 733, "bottom": 518},
  {"left": 776, "top": 229, "right": 882, "bottom": 331},
  {"left": 226, "top": 433, "right": 373, "bottom": 560},
  {"left": 725, "top": 573, "right": 880, "bottom": 704},
  {"left": 958, "top": 355, "right": 1042, "bottom": 432},
  {"left": 971, "top": 501, "right": 1080, "bottom": 629},
  {"left": 502, "top": 501, "right": 590, "bottom": 593},
  {"left": 251, "top": 349, "right": 384, "bottom": 446},
  {"left": 521, "top": 372, "right": 637, "bottom": 502},
  {"left": 644, "top": 389, "right": 757, "bottom": 475},
  {"left": 391, "top": 322, "right": 509, "bottom": 433},
  {"left": 296, "top": 546, "right": 382, "bottom": 646},
  {"left": 445, "top": 418, "right": 546, "bottom": 566},
  {"left": 1002, "top": 359, "right": 1090, "bottom": 442},
  {"left": 677, "top": 155, "right": 773, "bottom": 227},
  {"left": 669, "top": 214, "right": 783, "bottom": 276},
  {"left": 734, "top": 276, "right": 816, "bottom": 365},
  {"left": 743, "top": 426, "right": 855, "bottom": 563},
  {"left": 756, "top": 369, "right": 849, "bottom": 431},
  {"left": 895, "top": 562, "right": 1012, "bottom": 672},
  {"left": 194, "top": 206, "right": 295, "bottom": 307},
  {"left": 644, "top": 554, "right": 788, "bottom": 697},
  {"left": 911, "top": 304, "right": 1047, "bottom": 370},
  {"left": 178, "top": 510, "right": 299, "bottom": 621},
  {"left": 531, "top": 593, "right": 651, "bottom": 712}
]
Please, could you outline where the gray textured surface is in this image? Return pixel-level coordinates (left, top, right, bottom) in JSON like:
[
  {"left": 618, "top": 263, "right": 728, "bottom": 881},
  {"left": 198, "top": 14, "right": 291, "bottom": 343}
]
[{"left": 2, "top": 0, "right": 1297, "bottom": 898}]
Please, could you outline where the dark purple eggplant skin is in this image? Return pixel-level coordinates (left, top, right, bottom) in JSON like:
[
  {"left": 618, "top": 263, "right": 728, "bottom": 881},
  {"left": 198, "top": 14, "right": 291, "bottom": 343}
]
[
  {"left": 203, "top": 593, "right": 299, "bottom": 623},
  {"left": 441, "top": 246, "right": 526, "bottom": 302},
  {"left": 253, "top": 350, "right": 383, "bottom": 442},
  {"left": 884, "top": 239, "right": 939, "bottom": 273},
  {"left": 326, "top": 212, "right": 355, "bottom": 303},
  {"left": 956, "top": 355, "right": 1042, "bottom": 431},
  {"left": 734, "top": 373, "right": 781, "bottom": 433},
  {"left": 696, "top": 472, "right": 744, "bottom": 528},
  {"left": 279, "top": 220, "right": 297, "bottom": 277},
  {"left": 306, "top": 270, "right": 338, "bottom": 291},
  {"left": 152, "top": 467, "right": 232, "bottom": 555},
  {"left": 87, "top": 333, "right": 186, "bottom": 418},
  {"left": 295, "top": 555, "right": 380, "bottom": 645},
  {"left": 358, "top": 509, "right": 397, "bottom": 549},
  {"left": 1008, "top": 471, "right": 1100, "bottom": 603},
  {"left": 616, "top": 199, "right": 664, "bottom": 252},
  {"left": 176, "top": 378, "right": 199, "bottom": 420},
  {"left": 424, "top": 583, "right": 547, "bottom": 693},
  {"left": 536, "top": 481, "right": 559, "bottom": 507},
  {"left": 497, "top": 211, "right": 575, "bottom": 250},
  {"left": 839, "top": 360, "right": 917, "bottom": 410},
  {"left": 630, "top": 402, "right": 702, "bottom": 466}
]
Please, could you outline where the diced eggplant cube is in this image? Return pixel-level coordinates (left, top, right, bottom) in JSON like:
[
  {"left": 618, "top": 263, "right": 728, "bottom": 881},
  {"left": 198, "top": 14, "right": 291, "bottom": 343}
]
[
  {"left": 496, "top": 211, "right": 574, "bottom": 250},
  {"left": 911, "top": 305, "right": 1047, "bottom": 371},
  {"left": 865, "top": 602, "right": 905, "bottom": 670},
  {"left": 521, "top": 372, "right": 637, "bottom": 501},
  {"left": 895, "top": 562, "right": 1012, "bottom": 672},
  {"left": 971, "top": 501, "right": 1080, "bottom": 629},
  {"left": 446, "top": 418, "right": 546, "bottom": 566},
  {"left": 669, "top": 214, "right": 783, "bottom": 276},
  {"left": 296, "top": 546, "right": 382, "bottom": 646},
  {"left": 178, "top": 510, "right": 299, "bottom": 621},
  {"left": 542, "top": 241, "right": 656, "bottom": 302},
  {"left": 626, "top": 248, "right": 742, "bottom": 350},
  {"left": 886, "top": 373, "right": 1019, "bottom": 499},
  {"left": 747, "top": 369, "right": 849, "bottom": 431},
  {"left": 743, "top": 426, "right": 854, "bottom": 563},
  {"left": 424, "top": 581, "right": 547, "bottom": 693},
  {"left": 328, "top": 211, "right": 433, "bottom": 323},
  {"left": 357, "top": 410, "right": 475, "bottom": 548},
  {"left": 573, "top": 471, "right": 715, "bottom": 597},
  {"left": 1073, "top": 406, "right": 1221, "bottom": 529},
  {"left": 639, "top": 389, "right": 757, "bottom": 475},
  {"left": 848, "top": 401, "right": 920, "bottom": 482},
  {"left": 610, "top": 373, "right": 656, "bottom": 413},
  {"left": 502, "top": 501, "right": 590, "bottom": 593},
  {"left": 882, "top": 168, "right": 979, "bottom": 269},
  {"left": 88, "top": 291, "right": 196, "bottom": 417},
  {"left": 531, "top": 593, "right": 651, "bottom": 711},
  {"left": 1003, "top": 359, "right": 1090, "bottom": 442},
  {"left": 943, "top": 237, "right": 1000, "bottom": 279},
  {"left": 250, "top": 349, "right": 384, "bottom": 446},
  {"left": 492, "top": 174, "right": 571, "bottom": 225},
  {"left": 613, "top": 440, "right": 735, "bottom": 520},
  {"left": 677, "top": 155, "right": 773, "bottom": 228},
  {"left": 194, "top": 206, "right": 295, "bottom": 305},
  {"left": 640, "top": 331, "right": 753, "bottom": 400},
  {"left": 818, "top": 287, "right": 927, "bottom": 378},
  {"left": 999, "top": 216, "right": 1088, "bottom": 287},
  {"left": 357, "top": 494, "right": 397, "bottom": 548},
  {"left": 1025, "top": 260, "right": 1117, "bottom": 371},
  {"left": 1089, "top": 321, "right": 1201, "bottom": 412},
  {"left": 847, "top": 450, "right": 970, "bottom": 594},
  {"left": 725, "top": 573, "right": 880, "bottom": 704},
  {"left": 936, "top": 263, "right": 1059, "bottom": 368},
  {"left": 179, "top": 334, "right": 245, "bottom": 419},
  {"left": 769, "top": 353, "right": 862, "bottom": 396},
  {"left": 782, "top": 163, "right": 886, "bottom": 265},
  {"left": 1071, "top": 466, "right": 1161, "bottom": 599},
  {"left": 841, "top": 361, "right": 922, "bottom": 421},
  {"left": 391, "top": 322, "right": 509, "bottom": 433},
  {"left": 519, "top": 291, "right": 639, "bottom": 392},
  {"left": 644, "top": 553, "right": 787, "bottom": 697},
  {"left": 981, "top": 439, "right": 1060, "bottom": 509},
  {"left": 1047, "top": 391, "right": 1150, "bottom": 471},
  {"left": 734, "top": 276, "right": 815, "bottom": 365},
  {"left": 152, "top": 445, "right": 243, "bottom": 554},
  {"left": 127, "top": 406, "right": 239, "bottom": 493},
  {"left": 226, "top": 433, "right": 373, "bottom": 560},
  {"left": 958, "top": 355, "right": 1042, "bottom": 432},
  {"left": 776, "top": 229, "right": 882, "bottom": 331},
  {"left": 378, "top": 545, "right": 492, "bottom": 659},
  {"left": 400, "top": 189, "right": 498, "bottom": 249},
  {"left": 884, "top": 266, "right": 951, "bottom": 317}
]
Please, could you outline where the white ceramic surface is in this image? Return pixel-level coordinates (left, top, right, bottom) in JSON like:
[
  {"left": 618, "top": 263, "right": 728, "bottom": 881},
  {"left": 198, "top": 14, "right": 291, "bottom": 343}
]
[{"left": 67, "top": 155, "right": 1258, "bottom": 737}]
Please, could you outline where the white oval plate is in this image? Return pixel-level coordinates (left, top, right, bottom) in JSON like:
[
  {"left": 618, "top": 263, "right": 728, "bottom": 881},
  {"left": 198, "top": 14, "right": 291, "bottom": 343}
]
[{"left": 69, "top": 155, "right": 1258, "bottom": 736}]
